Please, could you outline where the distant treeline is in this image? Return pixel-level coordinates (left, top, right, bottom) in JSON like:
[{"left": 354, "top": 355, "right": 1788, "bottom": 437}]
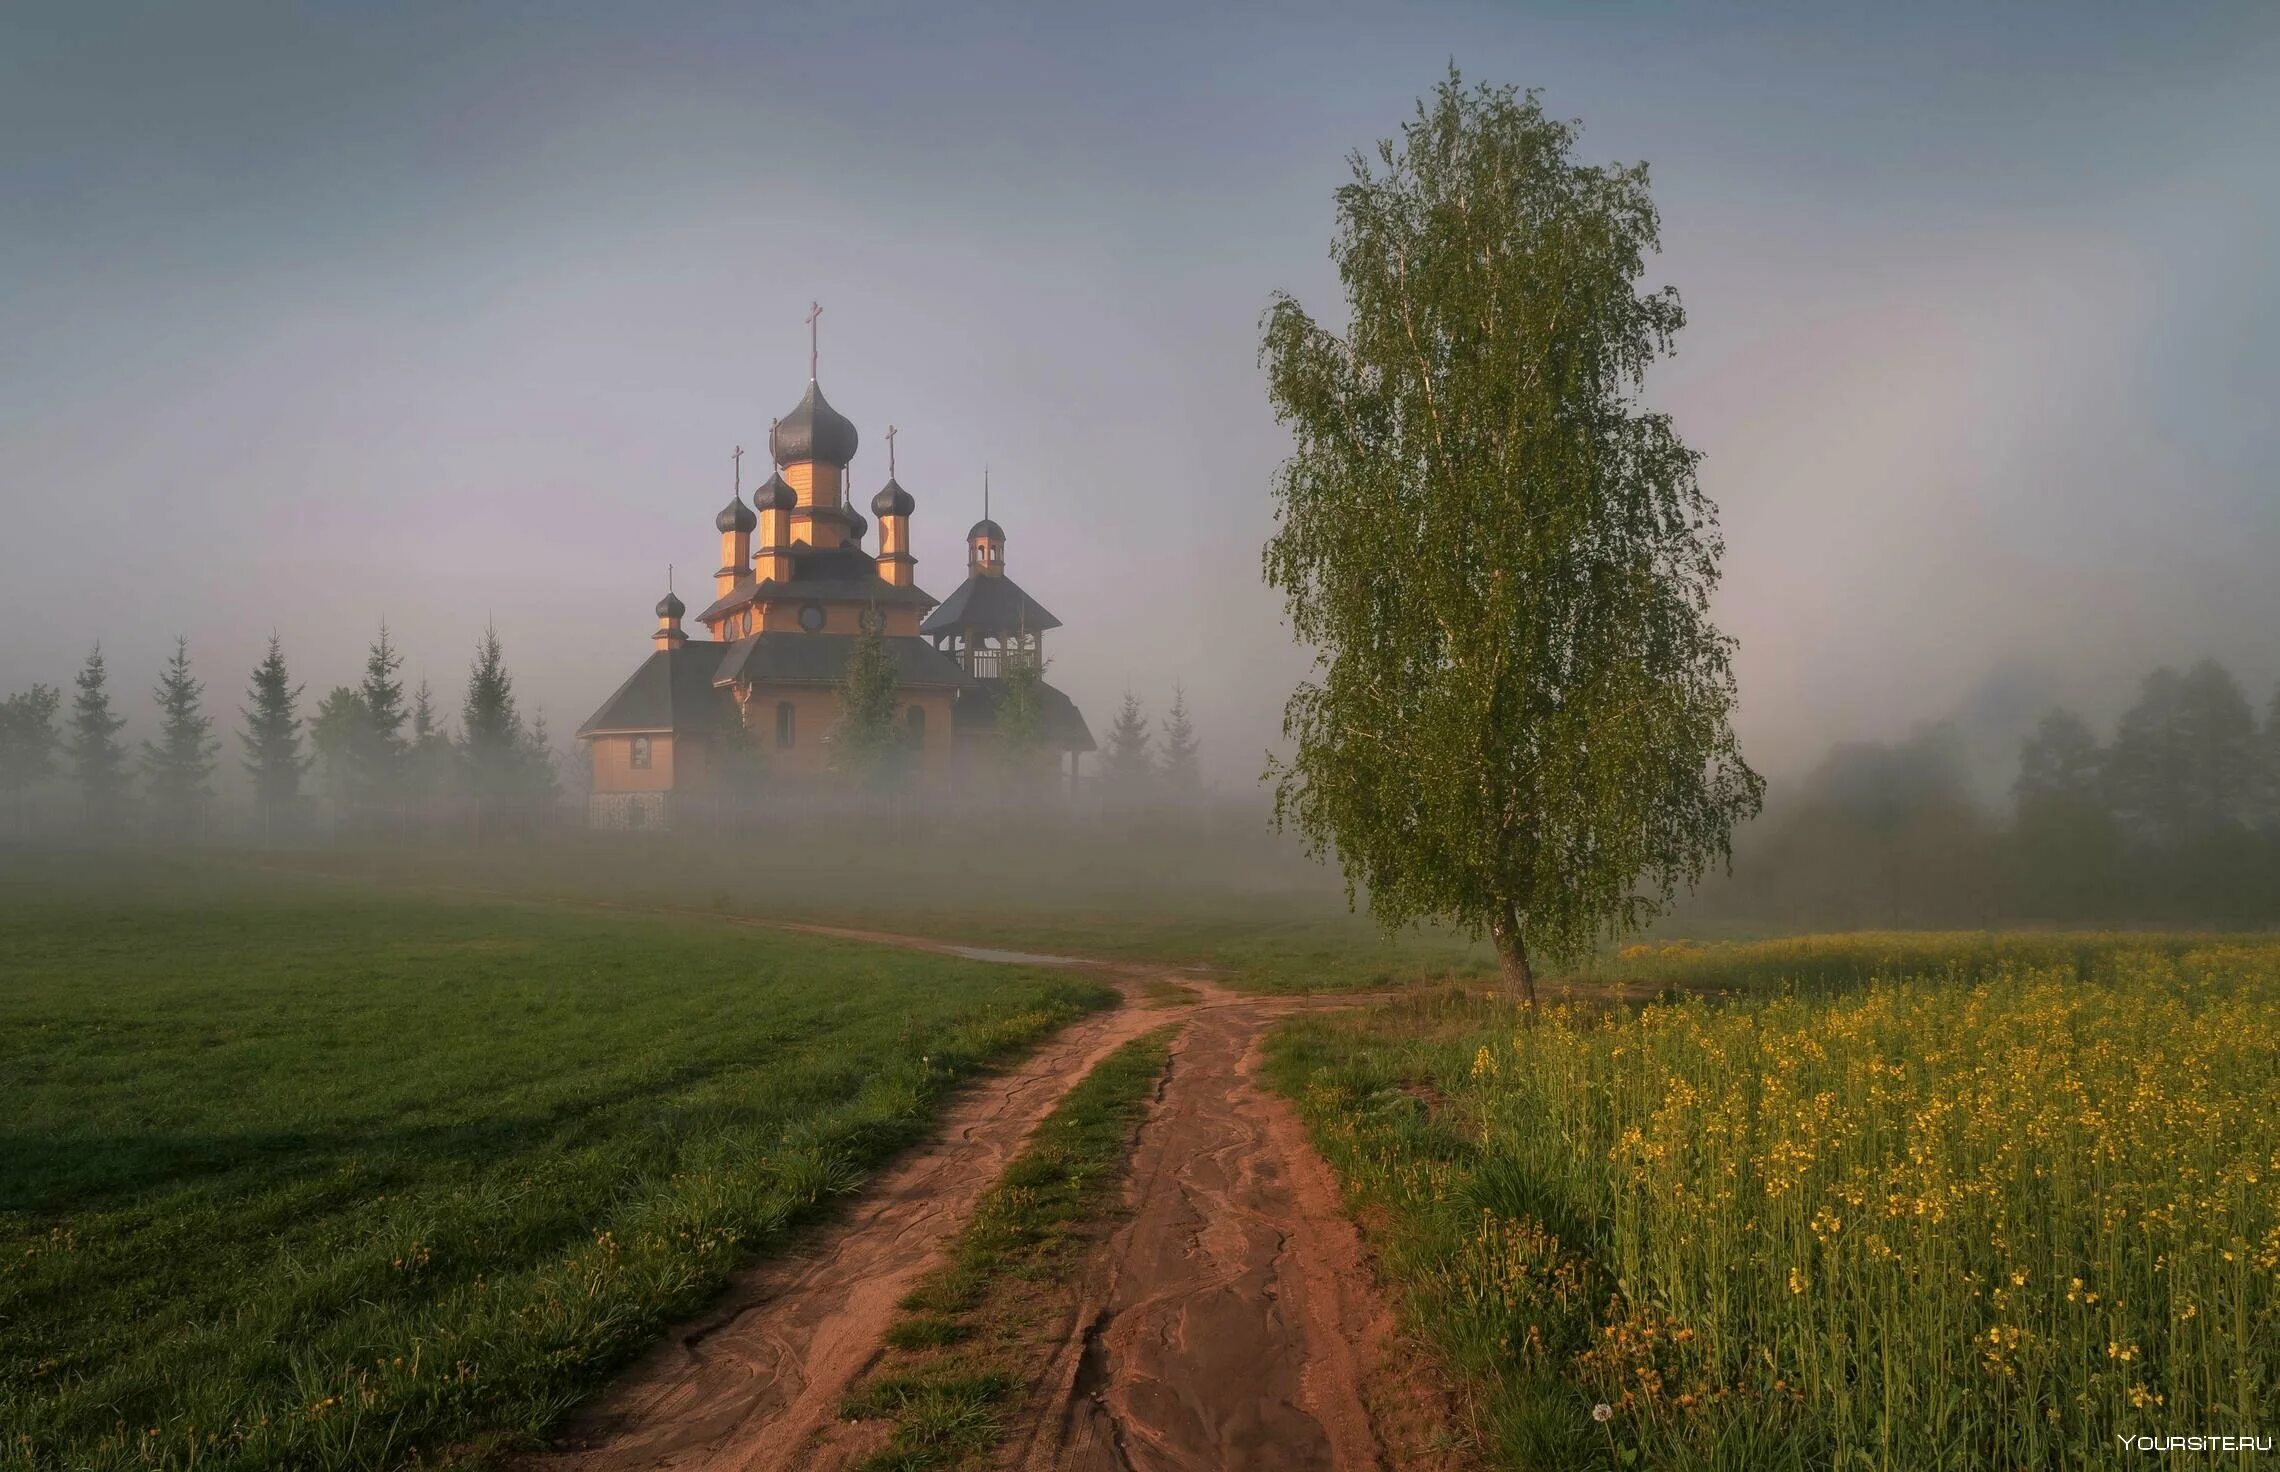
[
  {"left": 0, "top": 623, "right": 566, "bottom": 842},
  {"left": 1683, "top": 658, "right": 2280, "bottom": 929}
]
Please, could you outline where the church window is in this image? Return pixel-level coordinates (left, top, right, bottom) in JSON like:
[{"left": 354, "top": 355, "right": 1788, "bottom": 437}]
[
  {"left": 906, "top": 704, "right": 925, "bottom": 744},
  {"left": 798, "top": 602, "right": 826, "bottom": 632},
  {"left": 629, "top": 735, "right": 652, "bottom": 770},
  {"left": 776, "top": 701, "right": 796, "bottom": 748}
]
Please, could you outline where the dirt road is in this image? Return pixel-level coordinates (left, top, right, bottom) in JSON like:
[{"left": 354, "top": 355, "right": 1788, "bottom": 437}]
[{"left": 523, "top": 927, "right": 1468, "bottom": 1472}]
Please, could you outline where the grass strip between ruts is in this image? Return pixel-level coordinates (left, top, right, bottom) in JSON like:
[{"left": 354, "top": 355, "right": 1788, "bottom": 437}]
[{"left": 840, "top": 1025, "right": 1180, "bottom": 1471}]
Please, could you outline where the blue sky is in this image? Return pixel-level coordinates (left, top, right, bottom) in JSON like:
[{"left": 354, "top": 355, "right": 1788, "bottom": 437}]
[{"left": 3, "top": 2, "right": 2275, "bottom": 787}]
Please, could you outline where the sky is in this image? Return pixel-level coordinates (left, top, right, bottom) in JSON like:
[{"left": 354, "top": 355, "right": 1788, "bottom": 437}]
[{"left": 3, "top": 1, "right": 2276, "bottom": 793}]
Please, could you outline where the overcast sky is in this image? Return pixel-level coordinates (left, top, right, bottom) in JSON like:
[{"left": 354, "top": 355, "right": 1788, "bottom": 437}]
[{"left": 4, "top": 1, "right": 2276, "bottom": 791}]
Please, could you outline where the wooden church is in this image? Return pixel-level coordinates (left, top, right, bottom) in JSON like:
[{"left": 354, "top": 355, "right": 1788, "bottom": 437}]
[{"left": 577, "top": 330, "right": 1093, "bottom": 829}]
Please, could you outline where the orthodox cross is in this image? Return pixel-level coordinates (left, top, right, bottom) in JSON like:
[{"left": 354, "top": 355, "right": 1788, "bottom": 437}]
[
  {"left": 731, "top": 444, "right": 744, "bottom": 496},
  {"left": 806, "top": 301, "right": 823, "bottom": 380},
  {"left": 884, "top": 424, "right": 898, "bottom": 477}
]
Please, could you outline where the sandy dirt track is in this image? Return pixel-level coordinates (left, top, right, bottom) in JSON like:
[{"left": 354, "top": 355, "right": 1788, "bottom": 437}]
[
  {"left": 1008, "top": 994, "right": 1470, "bottom": 1472},
  {"left": 516, "top": 913, "right": 1472, "bottom": 1472}
]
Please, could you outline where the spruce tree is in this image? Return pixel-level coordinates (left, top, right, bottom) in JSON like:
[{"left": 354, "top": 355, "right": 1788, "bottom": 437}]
[
  {"left": 829, "top": 613, "right": 905, "bottom": 793},
  {"left": 240, "top": 636, "right": 306, "bottom": 840},
  {"left": 1157, "top": 683, "right": 1202, "bottom": 800},
  {"left": 311, "top": 686, "right": 367, "bottom": 819},
  {"left": 1100, "top": 692, "right": 1154, "bottom": 803},
  {"left": 408, "top": 677, "right": 455, "bottom": 817},
  {"left": 996, "top": 648, "right": 1048, "bottom": 779},
  {"left": 460, "top": 624, "right": 526, "bottom": 832},
  {"left": 523, "top": 710, "right": 563, "bottom": 812},
  {"left": 69, "top": 644, "right": 131, "bottom": 827},
  {"left": 0, "top": 684, "right": 62, "bottom": 830},
  {"left": 142, "top": 637, "right": 219, "bottom": 833},
  {"left": 354, "top": 622, "right": 409, "bottom": 821}
]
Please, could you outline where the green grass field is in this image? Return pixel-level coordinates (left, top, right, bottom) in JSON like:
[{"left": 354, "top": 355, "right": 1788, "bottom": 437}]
[
  {"left": 256, "top": 817, "right": 1499, "bottom": 994},
  {"left": 0, "top": 854, "right": 1112, "bottom": 1471},
  {"left": 1269, "top": 937, "right": 2280, "bottom": 1470}
]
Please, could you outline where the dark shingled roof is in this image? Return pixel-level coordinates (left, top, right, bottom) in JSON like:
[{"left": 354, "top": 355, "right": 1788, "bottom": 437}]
[
  {"left": 715, "top": 495, "right": 756, "bottom": 534},
  {"left": 919, "top": 572, "right": 1062, "bottom": 637},
  {"left": 770, "top": 380, "right": 859, "bottom": 467},
  {"left": 577, "top": 642, "right": 735, "bottom": 737},
  {"left": 872, "top": 478, "right": 915, "bottom": 518},
  {"left": 713, "top": 632, "right": 970, "bottom": 690},
  {"left": 696, "top": 543, "right": 937, "bottom": 624},
  {"left": 952, "top": 675, "right": 1095, "bottom": 752}
]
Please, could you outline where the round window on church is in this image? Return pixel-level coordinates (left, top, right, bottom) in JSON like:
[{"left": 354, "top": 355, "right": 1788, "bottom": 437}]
[{"left": 798, "top": 603, "right": 826, "bottom": 633}]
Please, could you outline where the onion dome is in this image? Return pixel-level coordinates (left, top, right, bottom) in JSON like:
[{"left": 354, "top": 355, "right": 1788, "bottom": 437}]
[
  {"left": 755, "top": 471, "right": 796, "bottom": 513},
  {"left": 846, "top": 508, "right": 869, "bottom": 544},
  {"left": 968, "top": 518, "right": 1005, "bottom": 541},
  {"left": 872, "top": 478, "right": 915, "bottom": 518},
  {"left": 715, "top": 494, "right": 756, "bottom": 534},
  {"left": 769, "top": 380, "right": 859, "bottom": 467},
  {"left": 655, "top": 589, "right": 686, "bottom": 620}
]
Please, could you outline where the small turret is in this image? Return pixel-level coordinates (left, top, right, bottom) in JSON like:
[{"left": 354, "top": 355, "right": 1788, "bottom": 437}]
[
  {"left": 654, "top": 584, "right": 687, "bottom": 650},
  {"left": 873, "top": 424, "right": 918, "bottom": 587},
  {"left": 716, "top": 447, "right": 757, "bottom": 598}
]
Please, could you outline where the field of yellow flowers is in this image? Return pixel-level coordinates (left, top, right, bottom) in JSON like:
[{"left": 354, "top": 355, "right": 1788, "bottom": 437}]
[{"left": 1269, "top": 936, "right": 2280, "bottom": 1470}]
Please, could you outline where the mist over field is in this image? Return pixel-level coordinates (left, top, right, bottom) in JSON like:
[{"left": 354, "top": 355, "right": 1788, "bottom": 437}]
[{"left": 3, "top": 1, "right": 2277, "bottom": 824}]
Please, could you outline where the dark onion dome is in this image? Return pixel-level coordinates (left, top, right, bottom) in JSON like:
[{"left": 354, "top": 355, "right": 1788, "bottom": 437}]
[
  {"left": 845, "top": 508, "right": 869, "bottom": 544},
  {"left": 871, "top": 478, "right": 916, "bottom": 518},
  {"left": 755, "top": 471, "right": 796, "bottom": 513},
  {"left": 715, "top": 494, "right": 756, "bottom": 534},
  {"left": 655, "top": 589, "right": 686, "bottom": 620},
  {"left": 968, "top": 518, "right": 1006, "bottom": 541},
  {"left": 769, "top": 379, "right": 859, "bottom": 467}
]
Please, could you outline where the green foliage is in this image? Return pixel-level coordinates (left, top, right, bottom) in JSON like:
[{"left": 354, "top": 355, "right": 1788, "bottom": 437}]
[
  {"left": 1157, "top": 683, "right": 1201, "bottom": 799},
  {"left": 523, "top": 709, "right": 562, "bottom": 809},
  {"left": 407, "top": 677, "right": 456, "bottom": 807},
  {"left": 68, "top": 643, "right": 131, "bottom": 826},
  {"left": 994, "top": 650, "right": 1047, "bottom": 773},
  {"left": 1260, "top": 70, "right": 1762, "bottom": 995},
  {"left": 830, "top": 612, "right": 907, "bottom": 793},
  {"left": 0, "top": 682, "right": 62, "bottom": 827},
  {"left": 0, "top": 854, "right": 1113, "bottom": 1471},
  {"left": 309, "top": 686, "right": 366, "bottom": 816},
  {"left": 459, "top": 623, "right": 528, "bottom": 825},
  {"left": 353, "top": 622, "right": 409, "bottom": 818},
  {"left": 2104, "top": 660, "right": 2262, "bottom": 842},
  {"left": 140, "top": 638, "right": 218, "bottom": 832},
  {"left": 1270, "top": 937, "right": 2280, "bottom": 1470},
  {"left": 238, "top": 636, "right": 306, "bottom": 835},
  {"left": 1099, "top": 691, "right": 1154, "bottom": 802}
]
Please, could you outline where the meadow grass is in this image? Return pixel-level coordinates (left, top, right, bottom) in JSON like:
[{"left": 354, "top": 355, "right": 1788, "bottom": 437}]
[
  {"left": 1269, "top": 937, "right": 2280, "bottom": 1470},
  {"left": 843, "top": 1027, "right": 1178, "bottom": 1471},
  {"left": 0, "top": 854, "right": 1112, "bottom": 1471},
  {"left": 252, "top": 818, "right": 1500, "bottom": 994}
]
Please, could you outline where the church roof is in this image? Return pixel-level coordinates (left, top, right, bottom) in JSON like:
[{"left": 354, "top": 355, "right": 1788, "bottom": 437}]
[
  {"left": 696, "top": 543, "right": 936, "bottom": 624},
  {"left": 769, "top": 380, "right": 859, "bottom": 467},
  {"left": 576, "top": 642, "right": 735, "bottom": 737},
  {"left": 951, "top": 675, "right": 1096, "bottom": 752},
  {"left": 918, "top": 572, "right": 1062, "bottom": 637},
  {"left": 713, "top": 632, "right": 970, "bottom": 690}
]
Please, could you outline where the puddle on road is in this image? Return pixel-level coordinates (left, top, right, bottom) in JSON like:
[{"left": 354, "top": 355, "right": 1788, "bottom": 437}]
[{"left": 943, "top": 945, "right": 1094, "bottom": 968}]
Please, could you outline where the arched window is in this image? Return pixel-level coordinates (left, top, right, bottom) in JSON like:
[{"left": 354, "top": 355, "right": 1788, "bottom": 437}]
[
  {"left": 629, "top": 735, "right": 652, "bottom": 770},
  {"left": 775, "top": 701, "right": 796, "bottom": 749},
  {"left": 906, "top": 704, "right": 926, "bottom": 745}
]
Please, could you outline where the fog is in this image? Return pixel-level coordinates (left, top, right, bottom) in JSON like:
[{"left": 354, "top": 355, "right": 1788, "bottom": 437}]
[{"left": 4, "top": 2, "right": 2277, "bottom": 804}]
